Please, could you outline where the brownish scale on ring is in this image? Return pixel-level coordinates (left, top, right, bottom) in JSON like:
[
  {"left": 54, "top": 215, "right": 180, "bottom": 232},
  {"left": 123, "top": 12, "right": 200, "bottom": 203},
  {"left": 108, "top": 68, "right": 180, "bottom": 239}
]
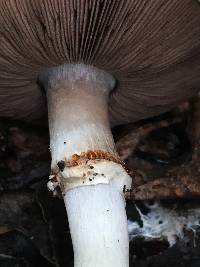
[
  {"left": 71, "top": 154, "right": 80, "bottom": 161},
  {"left": 55, "top": 150, "right": 130, "bottom": 174},
  {"left": 86, "top": 150, "right": 96, "bottom": 160}
]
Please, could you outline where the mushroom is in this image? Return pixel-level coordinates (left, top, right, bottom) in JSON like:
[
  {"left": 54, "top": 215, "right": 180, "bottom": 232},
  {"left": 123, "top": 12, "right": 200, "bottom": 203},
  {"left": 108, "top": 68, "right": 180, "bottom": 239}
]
[{"left": 0, "top": 1, "right": 200, "bottom": 266}]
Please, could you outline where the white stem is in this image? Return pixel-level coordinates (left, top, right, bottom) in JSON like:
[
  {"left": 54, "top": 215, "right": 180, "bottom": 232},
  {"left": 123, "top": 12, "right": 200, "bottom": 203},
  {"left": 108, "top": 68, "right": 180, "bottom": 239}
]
[
  {"left": 41, "top": 64, "right": 131, "bottom": 267},
  {"left": 44, "top": 64, "right": 116, "bottom": 166},
  {"left": 65, "top": 183, "right": 129, "bottom": 267}
]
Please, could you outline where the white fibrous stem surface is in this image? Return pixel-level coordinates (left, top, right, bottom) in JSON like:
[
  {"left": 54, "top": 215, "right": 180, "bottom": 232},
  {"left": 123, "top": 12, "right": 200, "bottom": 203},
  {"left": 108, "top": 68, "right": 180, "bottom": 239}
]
[
  {"left": 44, "top": 64, "right": 115, "bottom": 164},
  {"left": 128, "top": 201, "right": 200, "bottom": 246},
  {"left": 42, "top": 64, "right": 131, "bottom": 267},
  {"left": 65, "top": 182, "right": 129, "bottom": 267}
]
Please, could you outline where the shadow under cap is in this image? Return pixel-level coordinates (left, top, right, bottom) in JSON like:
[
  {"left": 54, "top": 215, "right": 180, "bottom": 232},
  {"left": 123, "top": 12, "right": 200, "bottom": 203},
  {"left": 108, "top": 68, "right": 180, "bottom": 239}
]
[{"left": 0, "top": 0, "right": 200, "bottom": 125}]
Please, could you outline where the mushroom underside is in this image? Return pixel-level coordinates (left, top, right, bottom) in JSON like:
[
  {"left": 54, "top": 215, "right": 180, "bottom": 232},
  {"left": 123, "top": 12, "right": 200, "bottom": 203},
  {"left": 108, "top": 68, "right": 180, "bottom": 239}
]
[{"left": 0, "top": 0, "right": 200, "bottom": 124}]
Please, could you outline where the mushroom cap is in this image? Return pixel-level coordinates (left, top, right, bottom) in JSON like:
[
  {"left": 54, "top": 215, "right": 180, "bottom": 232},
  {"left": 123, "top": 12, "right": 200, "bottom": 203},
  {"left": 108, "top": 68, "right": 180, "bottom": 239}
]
[{"left": 0, "top": 0, "right": 200, "bottom": 126}]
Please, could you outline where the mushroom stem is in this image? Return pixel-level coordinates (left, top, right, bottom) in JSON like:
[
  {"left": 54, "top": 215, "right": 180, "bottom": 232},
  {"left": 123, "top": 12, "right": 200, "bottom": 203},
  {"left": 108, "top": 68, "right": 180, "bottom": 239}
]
[
  {"left": 65, "top": 183, "right": 129, "bottom": 267},
  {"left": 41, "top": 64, "right": 131, "bottom": 267}
]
